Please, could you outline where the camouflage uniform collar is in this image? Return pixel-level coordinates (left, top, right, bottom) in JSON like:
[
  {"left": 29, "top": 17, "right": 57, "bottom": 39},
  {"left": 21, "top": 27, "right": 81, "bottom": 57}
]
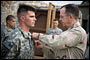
[
  {"left": 18, "top": 26, "right": 31, "bottom": 38},
  {"left": 67, "top": 21, "right": 81, "bottom": 31},
  {"left": 73, "top": 21, "right": 81, "bottom": 28},
  {"left": 5, "top": 26, "right": 13, "bottom": 32}
]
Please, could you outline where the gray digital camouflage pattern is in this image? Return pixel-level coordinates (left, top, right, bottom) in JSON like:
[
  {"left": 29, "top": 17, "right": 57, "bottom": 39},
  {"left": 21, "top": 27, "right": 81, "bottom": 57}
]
[
  {"left": 46, "top": 28, "right": 62, "bottom": 35},
  {"left": 1, "top": 26, "right": 35, "bottom": 59},
  {"left": 1, "top": 26, "right": 14, "bottom": 42}
]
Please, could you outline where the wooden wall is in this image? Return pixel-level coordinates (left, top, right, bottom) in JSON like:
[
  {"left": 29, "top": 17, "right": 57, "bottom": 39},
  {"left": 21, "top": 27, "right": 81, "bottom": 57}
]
[{"left": 30, "top": 9, "right": 61, "bottom": 33}]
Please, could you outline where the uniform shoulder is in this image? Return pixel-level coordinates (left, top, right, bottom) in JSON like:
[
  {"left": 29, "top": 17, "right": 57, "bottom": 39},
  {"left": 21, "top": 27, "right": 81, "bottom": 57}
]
[
  {"left": 7, "top": 28, "right": 22, "bottom": 40},
  {"left": 57, "top": 28, "right": 62, "bottom": 31}
]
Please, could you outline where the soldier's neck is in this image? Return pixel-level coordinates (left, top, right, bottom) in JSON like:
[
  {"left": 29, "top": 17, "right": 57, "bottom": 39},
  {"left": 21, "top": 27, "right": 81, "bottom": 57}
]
[
  {"left": 19, "top": 24, "right": 30, "bottom": 32},
  {"left": 53, "top": 26, "right": 58, "bottom": 29},
  {"left": 7, "top": 24, "right": 12, "bottom": 29}
]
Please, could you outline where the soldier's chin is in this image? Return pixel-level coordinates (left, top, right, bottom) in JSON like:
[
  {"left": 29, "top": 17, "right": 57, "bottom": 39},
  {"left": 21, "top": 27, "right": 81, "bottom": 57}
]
[
  {"left": 32, "top": 25, "right": 35, "bottom": 27},
  {"left": 12, "top": 26, "right": 15, "bottom": 29}
]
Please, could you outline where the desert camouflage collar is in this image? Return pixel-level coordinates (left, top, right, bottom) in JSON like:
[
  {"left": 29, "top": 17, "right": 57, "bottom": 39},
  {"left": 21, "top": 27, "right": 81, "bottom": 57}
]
[
  {"left": 73, "top": 21, "right": 81, "bottom": 28},
  {"left": 67, "top": 21, "right": 81, "bottom": 31}
]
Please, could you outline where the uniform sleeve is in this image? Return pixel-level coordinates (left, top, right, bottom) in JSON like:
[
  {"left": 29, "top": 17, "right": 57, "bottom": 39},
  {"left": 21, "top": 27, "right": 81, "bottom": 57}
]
[
  {"left": 39, "top": 29, "right": 82, "bottom": 50},
  {"left": 42, "top": 44, "right": 55, "bottom": 59},
  {"left": 59, "top": 29, "right": 62, "bottom": 33},
  {"left": 1, "top": 37, "right": 21, "bottom": 59},
  {"left": 1, "top": 29, "right": 5, "bottom": 41}
]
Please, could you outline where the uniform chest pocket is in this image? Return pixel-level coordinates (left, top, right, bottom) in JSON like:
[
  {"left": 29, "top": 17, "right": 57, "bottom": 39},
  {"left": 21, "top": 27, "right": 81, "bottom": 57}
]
[{"left": 21, "top": 40, "right": 30, "bottom": 50}]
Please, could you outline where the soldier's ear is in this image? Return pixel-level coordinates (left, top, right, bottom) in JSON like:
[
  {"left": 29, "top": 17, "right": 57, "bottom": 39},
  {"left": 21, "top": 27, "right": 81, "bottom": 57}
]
[
  {"left": 69, "top": 14, "right": 74, "bottom": 19},
  {"left": 7, "top": 20, "right": 10, "bottom": 25},
  {"left": 20, "top": 16, "right": 25, "bottom": 22}
]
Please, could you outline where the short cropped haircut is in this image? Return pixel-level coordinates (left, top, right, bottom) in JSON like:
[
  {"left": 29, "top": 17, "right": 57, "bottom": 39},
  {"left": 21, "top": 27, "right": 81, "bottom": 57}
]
[
  {"left": 60, "top": 4, "right": 79, "bottom": 20},
  {"left": 6, "top": 15, "right": 15, "bottom": 22},
  {"left": 17, "top": 4, "right": 36, "bottom": 16},
  {"left": 53, "top": 18, "right": 59, "bottom": 21}
]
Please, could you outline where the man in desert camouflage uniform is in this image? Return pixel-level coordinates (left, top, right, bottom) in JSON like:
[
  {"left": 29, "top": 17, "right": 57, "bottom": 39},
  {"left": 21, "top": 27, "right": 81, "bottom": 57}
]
[
  {"left": 1, "top": 4, "right": 37, "bottom": 59},
  {"left": 32, "top": 4, "right": 87, "bottom": 59}
]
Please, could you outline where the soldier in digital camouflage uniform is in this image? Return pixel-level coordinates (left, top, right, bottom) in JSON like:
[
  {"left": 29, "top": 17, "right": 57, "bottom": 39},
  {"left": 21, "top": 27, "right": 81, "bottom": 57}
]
[
  {"left": 46, "top": 19, "right": 62, "bottom": 35},
  {"left": 1, "top": 4, "right": 37, "bottom": 59},
  {"left": 45, "top": 19, "right": 62, "bottom": 59},
  {"left": 1, "top": 15, "right": 16, "bottom": 42},
  {"left": 32, "top": 4, "right": 87, "bottom": 59}
]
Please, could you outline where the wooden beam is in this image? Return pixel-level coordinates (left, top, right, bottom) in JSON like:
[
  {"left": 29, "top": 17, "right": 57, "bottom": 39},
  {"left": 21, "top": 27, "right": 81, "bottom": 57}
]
[
  {"left": 34, "top": 56, "right": 45, "bottom": 59},
  {"left": 46, "top": 2, "right": 56, "bottom": 33},
  {"left": 46, "top": 2, "right": 52, "bottom": 33},
  {"left": 51, "top": 6, "right": 56, "bottom": 28}
]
